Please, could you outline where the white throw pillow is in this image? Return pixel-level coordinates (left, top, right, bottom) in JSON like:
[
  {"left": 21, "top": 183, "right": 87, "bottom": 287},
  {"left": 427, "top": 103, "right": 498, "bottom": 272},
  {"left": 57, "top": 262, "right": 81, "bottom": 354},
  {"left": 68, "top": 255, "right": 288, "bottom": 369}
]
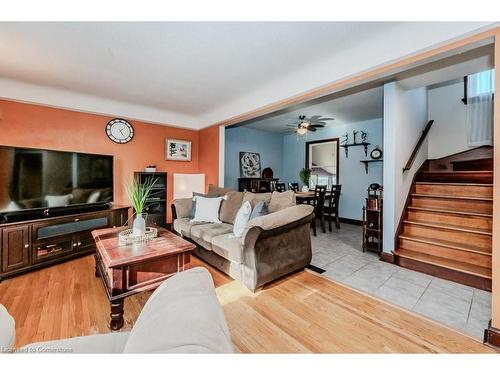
[
  {"left": 191, "top": 196, "right": 224, "bottom": 223},
  {"left": 86, "top": 191, "right": 101, "bottom": 203},
  {"left": 45, "top": 194, "right": 73, "bottom": 207},
  {"left": 232, "top": 201, "right": 252, "bottom": 238}
]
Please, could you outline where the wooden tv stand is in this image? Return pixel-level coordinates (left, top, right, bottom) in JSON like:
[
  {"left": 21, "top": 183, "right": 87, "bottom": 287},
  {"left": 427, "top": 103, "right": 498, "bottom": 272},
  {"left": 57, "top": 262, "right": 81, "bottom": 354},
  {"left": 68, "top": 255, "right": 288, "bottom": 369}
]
[{"left": 0, "top": 205, "right": 129, "bottom": 281}]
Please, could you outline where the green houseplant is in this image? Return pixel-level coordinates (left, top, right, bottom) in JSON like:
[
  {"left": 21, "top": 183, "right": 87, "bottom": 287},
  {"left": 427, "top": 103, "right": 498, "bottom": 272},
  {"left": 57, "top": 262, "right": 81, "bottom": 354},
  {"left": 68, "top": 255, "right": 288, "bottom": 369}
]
[
  {"left": 124, "top": 176, "right": 158, "bottom": 235},
  {"left": 299, "top": 168, "right": 312, "bottom": 192}
]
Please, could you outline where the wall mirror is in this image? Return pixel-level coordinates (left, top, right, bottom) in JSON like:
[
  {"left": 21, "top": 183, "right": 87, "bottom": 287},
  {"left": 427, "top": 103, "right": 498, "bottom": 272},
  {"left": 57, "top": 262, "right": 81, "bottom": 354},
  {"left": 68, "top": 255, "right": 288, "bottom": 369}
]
[{"left": 305, "top": 138, "right": 339, "bottom": 188}]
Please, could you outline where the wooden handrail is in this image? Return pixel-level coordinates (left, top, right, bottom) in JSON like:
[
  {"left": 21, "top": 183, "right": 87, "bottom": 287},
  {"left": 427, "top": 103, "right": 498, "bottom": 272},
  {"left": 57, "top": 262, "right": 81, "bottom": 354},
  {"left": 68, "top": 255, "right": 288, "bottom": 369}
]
[{"left": 403, "top": 120, "right": 434, "bottom": 172}]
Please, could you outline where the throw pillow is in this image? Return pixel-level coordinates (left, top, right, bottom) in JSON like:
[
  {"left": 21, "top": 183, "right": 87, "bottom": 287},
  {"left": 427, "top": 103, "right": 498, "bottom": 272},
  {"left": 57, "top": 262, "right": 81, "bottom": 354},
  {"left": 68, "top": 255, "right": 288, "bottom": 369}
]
[
  {"left": 191, "top": 196, "right": 224, "bottom": 223},
  {"left": 45, "top": 194, "right": 73, "bottom": 207},
  {"left": 249, "top": 201, "right": 269, "bottom": 220},
  {"left": 242, "top": 191, "right": 272, "bottom": 208},
  {"left": 268, "top": 190, "right": 296, "bottom": 213},
  {"left": 191, "top": 192, "right": 209, "bottom": 218},
  {"left": 219, "top": 190, "right": 244, "bottom": 224},
  {"left": 207, "top": 185, "right": 233, "bottom": 198},
  {"left": 232, "top": 201, "right": 252, "bottom": 237}
]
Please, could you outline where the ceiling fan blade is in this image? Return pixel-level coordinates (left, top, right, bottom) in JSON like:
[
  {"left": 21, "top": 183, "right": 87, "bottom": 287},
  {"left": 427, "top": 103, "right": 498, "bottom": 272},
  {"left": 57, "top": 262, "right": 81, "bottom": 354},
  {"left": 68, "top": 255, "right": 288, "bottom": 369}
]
[
  {"left": 310, "top": 124, "right": 325, "bottom": 128},
  {"left": 318, "top": 117, "right": 334, "bottom": 121},
  {"left": 311, "top": 122, "right": 326, "bottom": 126},
  {"left": 308, "top": 127, "right": 317, "bottom": 132},
  {"left": 307, "top": 115, "right": 322, "bottom": 121}
]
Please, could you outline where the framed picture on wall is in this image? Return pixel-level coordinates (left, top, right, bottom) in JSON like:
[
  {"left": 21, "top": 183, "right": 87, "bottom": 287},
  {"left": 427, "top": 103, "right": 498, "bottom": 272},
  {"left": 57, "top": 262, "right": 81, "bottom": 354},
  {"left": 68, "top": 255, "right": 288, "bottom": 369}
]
[
  {"left": 239, "top": 152, "right": 261, "bottom": 178},
  {"left": 166, "top": 139, "right": 192, "bottom": 161}
]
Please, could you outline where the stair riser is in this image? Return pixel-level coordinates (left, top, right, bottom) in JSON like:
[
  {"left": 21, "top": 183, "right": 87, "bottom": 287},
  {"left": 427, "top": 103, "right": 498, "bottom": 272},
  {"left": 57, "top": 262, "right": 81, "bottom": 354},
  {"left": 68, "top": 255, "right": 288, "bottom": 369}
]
[
  {"left": 402, "top": 224, "right": 492, "bottom": 250},
  {"left": 407, "top": 210, "right": 492, "bottom": 231},
  {"left": 395, "top": 256, "right": 492, "bottom": 291},
  {"left": 411, "top": 196, "right": 492, "bottom": 214},
  {"left": 415, "top": 184, "right": 492, "bottom": 198},
  {"left": 399, "top": 238, "right": 492, "bottom": 268},
  {"left": 418, "top": 172, "right": 493, "bottom": 184}
]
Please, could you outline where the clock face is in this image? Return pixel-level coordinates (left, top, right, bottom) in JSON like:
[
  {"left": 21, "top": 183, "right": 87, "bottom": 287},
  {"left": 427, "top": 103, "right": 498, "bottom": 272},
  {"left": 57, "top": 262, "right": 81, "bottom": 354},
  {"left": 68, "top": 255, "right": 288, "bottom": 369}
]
[
  {"left": 370, "top": 147, "right": 382, "bottom": 160},
  {"left": 106, "top": 119, "right": 134, "bottom": 144}
]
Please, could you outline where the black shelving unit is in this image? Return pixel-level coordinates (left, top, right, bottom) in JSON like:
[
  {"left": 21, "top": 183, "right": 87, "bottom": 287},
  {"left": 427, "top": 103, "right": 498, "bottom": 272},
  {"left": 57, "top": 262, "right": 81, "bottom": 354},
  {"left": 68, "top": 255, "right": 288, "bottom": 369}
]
[
  {"left": 362, "top": 185, "right": 383, "bottom": 255},
  {"left": 134, "top": 171, "right": 167, "bottom": 228}
]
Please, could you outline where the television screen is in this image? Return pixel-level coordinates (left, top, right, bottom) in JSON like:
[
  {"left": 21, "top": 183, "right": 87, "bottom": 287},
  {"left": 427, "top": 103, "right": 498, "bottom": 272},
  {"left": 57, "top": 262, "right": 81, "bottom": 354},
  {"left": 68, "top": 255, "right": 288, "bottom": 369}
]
[{"left": 0, "top": 146, "right": 113, "bottom": 214}]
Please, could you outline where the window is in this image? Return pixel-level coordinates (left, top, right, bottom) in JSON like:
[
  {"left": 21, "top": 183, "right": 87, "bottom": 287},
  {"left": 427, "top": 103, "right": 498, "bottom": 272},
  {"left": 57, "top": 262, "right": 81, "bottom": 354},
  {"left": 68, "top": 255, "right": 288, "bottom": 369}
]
[{"left": 465, "top": 69, "right": 495, "bottom": 147}]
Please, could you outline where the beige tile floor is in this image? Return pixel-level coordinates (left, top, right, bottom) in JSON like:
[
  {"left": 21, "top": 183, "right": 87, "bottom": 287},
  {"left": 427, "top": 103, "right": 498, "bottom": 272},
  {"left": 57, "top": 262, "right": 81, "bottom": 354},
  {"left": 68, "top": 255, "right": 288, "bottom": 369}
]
[{"left": 310, "top": 224, "right": 492, "bottom": 341}]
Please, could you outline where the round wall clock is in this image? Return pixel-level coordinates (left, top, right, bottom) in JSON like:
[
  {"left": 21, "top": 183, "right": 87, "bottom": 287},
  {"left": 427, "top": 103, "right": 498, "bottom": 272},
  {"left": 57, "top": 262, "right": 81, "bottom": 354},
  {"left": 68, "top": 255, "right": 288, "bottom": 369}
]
[
  {"left": 106, "top": 118, "right": 134, "bottom": 144},
  {"left": 370, "top": 146, "right": 383, "bottom": 160}
]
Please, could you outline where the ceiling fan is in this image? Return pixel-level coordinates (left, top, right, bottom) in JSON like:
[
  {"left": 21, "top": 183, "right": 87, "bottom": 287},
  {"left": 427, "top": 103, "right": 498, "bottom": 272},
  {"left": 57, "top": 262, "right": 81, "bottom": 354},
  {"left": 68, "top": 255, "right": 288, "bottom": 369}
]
[{"left": 285, "top": 115, "right": 334, "bottom": 135}]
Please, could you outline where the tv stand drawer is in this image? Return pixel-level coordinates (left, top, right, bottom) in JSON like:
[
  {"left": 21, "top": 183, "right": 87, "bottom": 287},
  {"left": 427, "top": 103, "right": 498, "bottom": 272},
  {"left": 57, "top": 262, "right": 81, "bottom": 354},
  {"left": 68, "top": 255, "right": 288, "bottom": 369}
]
[{"left": 33, "top": 239, "right": 74, "bottom": 263}]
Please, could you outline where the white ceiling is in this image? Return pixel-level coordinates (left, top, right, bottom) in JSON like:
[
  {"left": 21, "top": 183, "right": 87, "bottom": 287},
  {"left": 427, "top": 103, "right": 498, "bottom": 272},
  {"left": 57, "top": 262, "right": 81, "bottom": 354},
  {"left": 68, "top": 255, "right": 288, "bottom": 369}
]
[
  {"left": 0, "top": 22, "right": 495, "bottom": 129},
  {"left": 240, "top": 86, "right": 383, "bottom": 133}
]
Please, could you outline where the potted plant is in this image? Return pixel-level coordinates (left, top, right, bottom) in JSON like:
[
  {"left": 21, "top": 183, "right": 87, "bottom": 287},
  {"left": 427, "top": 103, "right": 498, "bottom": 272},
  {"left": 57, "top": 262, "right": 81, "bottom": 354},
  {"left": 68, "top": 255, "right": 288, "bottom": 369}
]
[
  {"left": 299, "top": 168, "right": 312, "bottom": 192},
  {"left": 125, "top": 176, "right": 158, "bottom": 236}
]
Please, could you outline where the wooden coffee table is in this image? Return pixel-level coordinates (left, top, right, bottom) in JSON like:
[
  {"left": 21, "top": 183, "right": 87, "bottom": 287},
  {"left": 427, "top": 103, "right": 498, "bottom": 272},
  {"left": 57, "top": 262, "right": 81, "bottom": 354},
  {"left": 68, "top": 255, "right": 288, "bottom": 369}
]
[{"left": 91, "top": 226, "right": 195, "bottom": 330}]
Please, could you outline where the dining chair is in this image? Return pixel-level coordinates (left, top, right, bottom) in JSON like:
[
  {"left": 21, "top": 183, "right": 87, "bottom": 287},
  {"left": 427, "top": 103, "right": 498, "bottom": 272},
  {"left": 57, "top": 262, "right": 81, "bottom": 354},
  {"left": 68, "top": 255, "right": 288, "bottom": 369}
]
[
  {"left": 323, "top": 185, "right": 342, "bottom": 231},
  {"left": 288, "top": 182, "right": 299, "bottom": 192},
  {"left": 275, "top": 183, "right": 286, "bottom": 192},
  {"left": 311, "top": 185, "right": 327, "bottom": 236}
]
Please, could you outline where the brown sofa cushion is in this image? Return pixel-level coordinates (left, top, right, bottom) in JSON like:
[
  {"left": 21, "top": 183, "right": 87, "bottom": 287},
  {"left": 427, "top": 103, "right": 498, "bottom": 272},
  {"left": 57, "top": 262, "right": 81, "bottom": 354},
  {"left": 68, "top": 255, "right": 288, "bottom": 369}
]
[
  {"left": 173, "top": 218, "right": 206, "bottom": 238},
  {"left": 242, "top": 192, "right": 272, "bottom": 208},
  {"left": 207, "top": 185, "right": 234, "bottom": 198},
  {"left": 172, "top": 198, "right": 193, "bottom": 219},
  {"left": 211, "top": 234, "right": 244, "bottom": 264},
  {"left": 190, "top": 223, "right": 234, "bottom": 250},
  {"left": 268, "top": 190, "right": 296, "bottom": 213},
  {"left": 219, "top": 191, "right": 244, "bottom": 224}
]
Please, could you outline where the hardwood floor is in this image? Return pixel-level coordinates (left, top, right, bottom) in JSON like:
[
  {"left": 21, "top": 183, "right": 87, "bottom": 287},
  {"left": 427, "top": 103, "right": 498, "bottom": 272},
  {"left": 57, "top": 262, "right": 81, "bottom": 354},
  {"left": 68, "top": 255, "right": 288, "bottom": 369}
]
[{"left": 0, "top": 255, "right": 495, "bottom": 353}]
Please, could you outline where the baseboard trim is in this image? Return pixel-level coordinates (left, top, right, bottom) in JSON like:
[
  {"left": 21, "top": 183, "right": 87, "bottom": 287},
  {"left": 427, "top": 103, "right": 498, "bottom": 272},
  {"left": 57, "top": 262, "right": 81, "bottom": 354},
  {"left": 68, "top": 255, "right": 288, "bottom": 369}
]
[
  {"left": 379, "top": 252, "right": 394, "bottom": 264},
  {"left": 339, "top": 217, "right": 363, "bottom": 226},
  {"left": 485, "top": 321, "right": 500, "bottom": 349}
]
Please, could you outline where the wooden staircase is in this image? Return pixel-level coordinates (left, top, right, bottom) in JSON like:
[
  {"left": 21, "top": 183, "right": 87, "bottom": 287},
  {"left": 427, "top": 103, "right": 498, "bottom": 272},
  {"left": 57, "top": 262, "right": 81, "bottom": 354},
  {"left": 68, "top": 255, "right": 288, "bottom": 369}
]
[{"left": 394, "top": 149, "right": 493, "bottom": 291}]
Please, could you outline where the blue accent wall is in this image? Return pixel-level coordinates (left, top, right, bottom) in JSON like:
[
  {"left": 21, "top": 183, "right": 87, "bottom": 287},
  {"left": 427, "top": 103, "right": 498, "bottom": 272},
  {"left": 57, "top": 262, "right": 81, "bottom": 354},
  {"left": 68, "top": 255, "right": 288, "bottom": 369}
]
[
  {"left": 224, "top": 126, "right": 284, "bottom": 190},
  {"left": 282, "top": 118, "right": 383, "bottom": 220},
  {"left": 224, "top": 118, "right": 383, "bottom": 220}
]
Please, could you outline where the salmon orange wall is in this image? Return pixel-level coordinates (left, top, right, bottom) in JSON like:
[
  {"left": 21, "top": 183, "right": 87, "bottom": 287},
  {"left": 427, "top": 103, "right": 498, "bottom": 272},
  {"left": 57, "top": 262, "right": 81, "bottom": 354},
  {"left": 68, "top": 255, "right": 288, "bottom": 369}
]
[
  {"left": 0, "top": 99, "right": 201, "bottom": 222},
  {"left": 198, "top": 125, "right": 220, "bottom": 191}
]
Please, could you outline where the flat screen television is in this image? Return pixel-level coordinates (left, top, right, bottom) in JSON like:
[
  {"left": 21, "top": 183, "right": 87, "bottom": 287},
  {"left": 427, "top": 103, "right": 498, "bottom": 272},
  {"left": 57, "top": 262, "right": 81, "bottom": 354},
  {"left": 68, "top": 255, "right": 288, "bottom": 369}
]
[{"left": 0, "top": 145, "right": 113, "bottom": 221}]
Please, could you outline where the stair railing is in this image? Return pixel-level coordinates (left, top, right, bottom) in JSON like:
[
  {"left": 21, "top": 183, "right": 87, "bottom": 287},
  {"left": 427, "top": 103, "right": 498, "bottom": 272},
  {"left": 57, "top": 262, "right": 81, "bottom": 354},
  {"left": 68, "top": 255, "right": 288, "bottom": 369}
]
[{"left": 403, "top": 120, "right": 434, "bottom": 172}]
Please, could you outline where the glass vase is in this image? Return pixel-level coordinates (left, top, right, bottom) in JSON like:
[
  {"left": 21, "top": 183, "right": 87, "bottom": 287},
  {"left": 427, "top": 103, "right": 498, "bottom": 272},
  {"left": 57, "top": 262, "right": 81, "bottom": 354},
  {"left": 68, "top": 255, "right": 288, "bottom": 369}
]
[{"left": 132, "top": 213, "right": 147, "bottom": 236}]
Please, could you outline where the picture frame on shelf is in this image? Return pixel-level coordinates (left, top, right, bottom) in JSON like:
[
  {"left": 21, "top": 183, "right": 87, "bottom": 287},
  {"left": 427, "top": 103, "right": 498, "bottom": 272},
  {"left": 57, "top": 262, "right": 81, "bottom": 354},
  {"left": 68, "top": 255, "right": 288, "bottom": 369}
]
[{"left": 166, "top": 139, "right": 192, "bottom": 161}]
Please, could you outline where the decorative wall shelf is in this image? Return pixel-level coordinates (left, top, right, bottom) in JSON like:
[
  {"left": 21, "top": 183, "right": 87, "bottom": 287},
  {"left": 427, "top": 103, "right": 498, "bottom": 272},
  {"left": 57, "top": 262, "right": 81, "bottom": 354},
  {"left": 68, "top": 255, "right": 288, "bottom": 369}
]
[
  {"left": 340, "top": 142, "right": 371, "bottom": 158},
  {"left": 360, "top": 159, "right": 383, "bottom": 174}
]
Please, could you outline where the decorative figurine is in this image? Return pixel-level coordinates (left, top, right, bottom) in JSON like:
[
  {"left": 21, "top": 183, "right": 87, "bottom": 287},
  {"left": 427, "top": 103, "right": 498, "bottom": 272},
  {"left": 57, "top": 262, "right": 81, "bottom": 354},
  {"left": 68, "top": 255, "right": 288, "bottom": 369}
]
[
  {"left": 341, "top": 132, "right": 349, "bottom": 145},
  {"left": 361, "top": 131, "right": 367, "bottom": 143},
  {"left": 353, "top": 130, "right": 359, "bottom": 144}
]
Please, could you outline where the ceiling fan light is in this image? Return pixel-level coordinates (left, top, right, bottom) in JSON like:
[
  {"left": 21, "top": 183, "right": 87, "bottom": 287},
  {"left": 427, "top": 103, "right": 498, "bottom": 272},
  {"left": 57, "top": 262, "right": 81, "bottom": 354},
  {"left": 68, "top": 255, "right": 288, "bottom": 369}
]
[
  {"left": 297, "top": 127, "right": 307, "bottom": 135},
  {"left": 302, "top": 121, "right": 310, "bottom": 127}
]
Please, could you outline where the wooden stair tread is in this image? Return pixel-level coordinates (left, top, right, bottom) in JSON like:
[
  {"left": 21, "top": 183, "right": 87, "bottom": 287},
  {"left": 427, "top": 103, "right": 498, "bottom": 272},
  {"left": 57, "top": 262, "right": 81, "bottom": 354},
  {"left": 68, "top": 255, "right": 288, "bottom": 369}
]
[
  {"left": 415, "top": 182, "right": 492, "bottom": 187},
  {"left": 398, "top": 234, "right": 491, "bottom": 256},
  {"left": 412, "top": 193, "right": 493, "bottom": 201},
  {"left": 403, "top": 220, "right": 492, "bottom": 236},
  {"left": 407, "top": 206, "right": 492, "bottom": 218},
  {"left": 394, "top": 249, "right": 492, "bottom": 279},
  {"left": 421, "top": 170, "right": 493, "bottom": 174}
]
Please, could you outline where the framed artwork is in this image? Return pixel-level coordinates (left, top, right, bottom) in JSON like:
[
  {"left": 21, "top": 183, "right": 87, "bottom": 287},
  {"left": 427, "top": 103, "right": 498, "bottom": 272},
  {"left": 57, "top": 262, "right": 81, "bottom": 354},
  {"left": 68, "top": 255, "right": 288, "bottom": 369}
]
[
  {"left": 239, "top": 152, "right": 261, "bottom": 178},
  {"left": 166, "top": 139, "right": 192, "bottom": 161}
]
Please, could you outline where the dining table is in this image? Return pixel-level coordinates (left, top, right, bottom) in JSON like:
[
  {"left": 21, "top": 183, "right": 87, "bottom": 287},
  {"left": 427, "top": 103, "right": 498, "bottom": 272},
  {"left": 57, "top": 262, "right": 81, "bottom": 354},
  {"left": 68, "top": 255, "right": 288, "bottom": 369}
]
[{"left": 295, "top": 190, "right": 333, "bottom": 205}]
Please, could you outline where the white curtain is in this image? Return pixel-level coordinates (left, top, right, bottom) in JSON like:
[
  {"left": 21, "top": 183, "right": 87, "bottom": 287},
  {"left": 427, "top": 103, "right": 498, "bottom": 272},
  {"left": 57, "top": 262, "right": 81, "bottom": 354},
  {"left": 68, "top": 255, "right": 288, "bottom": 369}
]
[{"left": 466, "top": 69, "right": 495, "bottom": 147}]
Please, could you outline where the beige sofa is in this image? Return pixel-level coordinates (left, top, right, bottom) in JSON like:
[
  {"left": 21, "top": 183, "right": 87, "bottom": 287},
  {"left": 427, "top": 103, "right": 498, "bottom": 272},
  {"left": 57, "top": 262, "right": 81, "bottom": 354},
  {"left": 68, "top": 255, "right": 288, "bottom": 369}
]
[
  {"left": 172, "top": 186, "right": 314, "bottom": 292},
  {"left": 0, "top": 268, "right": 233, "bottom": 353}
]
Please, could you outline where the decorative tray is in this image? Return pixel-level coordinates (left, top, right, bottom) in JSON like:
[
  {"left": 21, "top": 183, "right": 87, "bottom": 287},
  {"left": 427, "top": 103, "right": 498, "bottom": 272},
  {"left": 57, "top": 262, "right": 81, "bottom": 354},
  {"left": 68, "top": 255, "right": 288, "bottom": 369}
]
[{"left": 118, "top": 227, "right": 158, "bottom": 244}]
